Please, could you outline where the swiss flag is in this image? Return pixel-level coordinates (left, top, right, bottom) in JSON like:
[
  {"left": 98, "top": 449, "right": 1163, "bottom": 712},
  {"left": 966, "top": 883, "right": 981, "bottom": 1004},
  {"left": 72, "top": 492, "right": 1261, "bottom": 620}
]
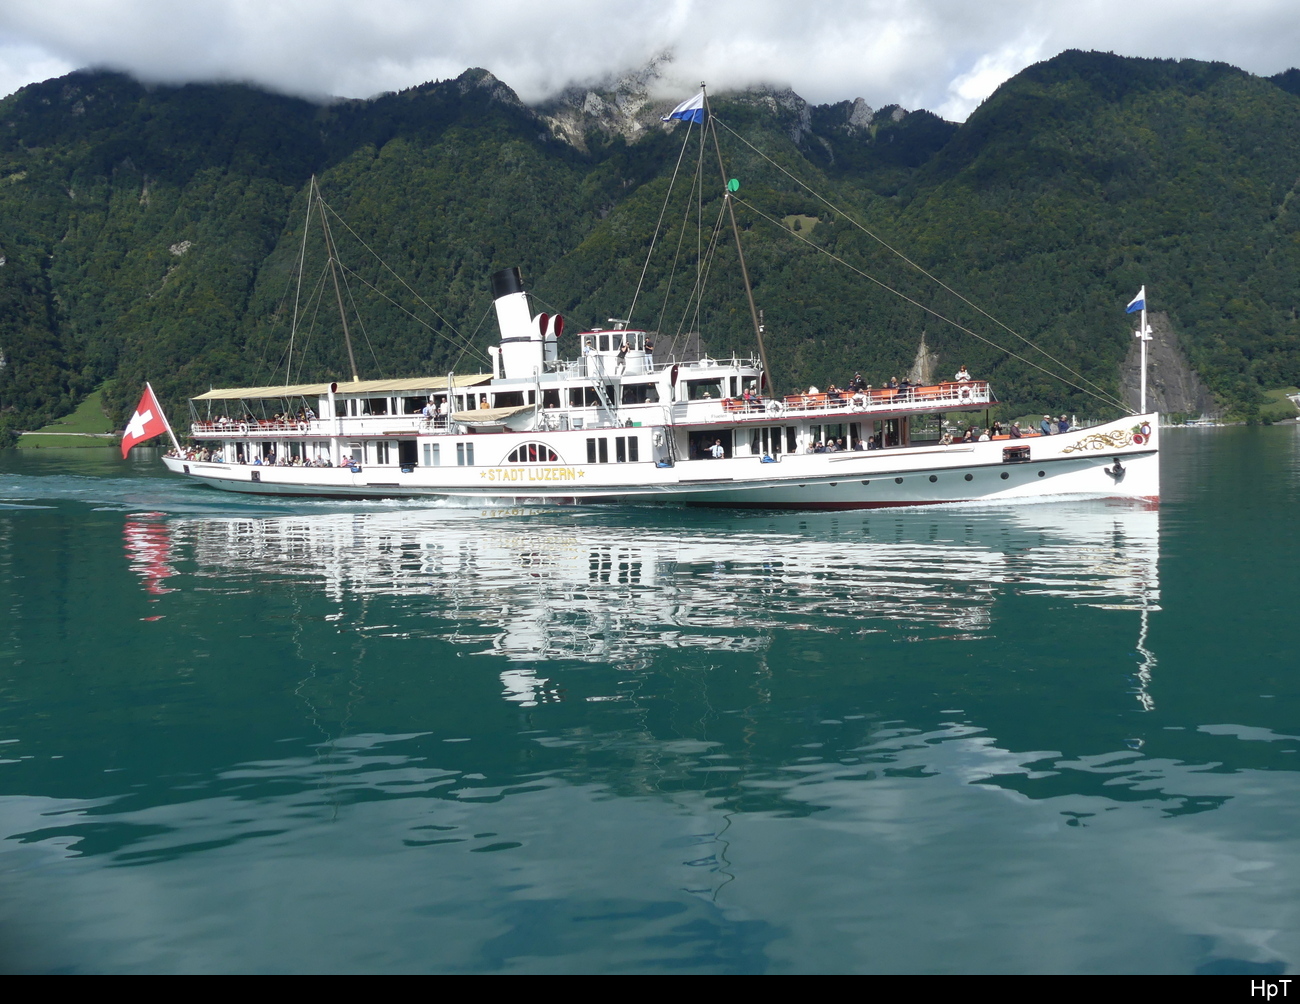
[{"left": 121, "top": 385, "right": 170, "bottom": 458}]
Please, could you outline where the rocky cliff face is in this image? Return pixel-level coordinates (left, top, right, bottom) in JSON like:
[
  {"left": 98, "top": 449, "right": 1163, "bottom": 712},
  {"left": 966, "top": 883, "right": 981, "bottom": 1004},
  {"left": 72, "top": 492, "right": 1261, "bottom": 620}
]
[{"left": 1120, "top": 311, "right": 1218, "bottom": 417}]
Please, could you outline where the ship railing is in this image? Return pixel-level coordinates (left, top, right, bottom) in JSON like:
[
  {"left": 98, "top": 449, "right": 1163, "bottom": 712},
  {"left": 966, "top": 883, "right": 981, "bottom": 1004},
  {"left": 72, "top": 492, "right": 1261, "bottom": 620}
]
[
  {"left": 776, "top": 381, "right": 992, "bottom": 415},
  {"left": 192, "top": 419, "right": 319, "bottom": 436}
]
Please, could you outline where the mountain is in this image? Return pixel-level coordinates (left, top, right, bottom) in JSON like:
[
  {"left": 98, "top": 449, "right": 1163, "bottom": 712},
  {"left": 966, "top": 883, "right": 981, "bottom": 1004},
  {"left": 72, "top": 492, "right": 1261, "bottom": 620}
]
[{"left": 1, "top": 50, "right": 1299, "bottom": 442}]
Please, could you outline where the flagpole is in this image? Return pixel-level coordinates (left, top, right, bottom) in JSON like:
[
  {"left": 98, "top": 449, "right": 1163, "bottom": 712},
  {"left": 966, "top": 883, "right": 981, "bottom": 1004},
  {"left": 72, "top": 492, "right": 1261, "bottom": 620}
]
[
  {"left": 149, "top": 381, "right": 183, "bottom": 453},
  {"left": 1139, "top": 288, "right": 1148, "bottom": 414}
]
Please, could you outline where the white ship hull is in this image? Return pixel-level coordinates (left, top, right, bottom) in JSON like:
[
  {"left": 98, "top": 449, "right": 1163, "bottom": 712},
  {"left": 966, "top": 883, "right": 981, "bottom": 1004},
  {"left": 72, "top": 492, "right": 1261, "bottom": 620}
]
[{"left": 163, "top": 413, "right": 1159, "bottom": 509}]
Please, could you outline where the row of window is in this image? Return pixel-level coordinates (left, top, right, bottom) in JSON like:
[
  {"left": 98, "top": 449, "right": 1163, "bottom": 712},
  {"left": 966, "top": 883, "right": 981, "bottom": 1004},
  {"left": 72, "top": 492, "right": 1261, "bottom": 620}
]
[{"left": 586, "top": 436, "right": 639, "bottom": 464}]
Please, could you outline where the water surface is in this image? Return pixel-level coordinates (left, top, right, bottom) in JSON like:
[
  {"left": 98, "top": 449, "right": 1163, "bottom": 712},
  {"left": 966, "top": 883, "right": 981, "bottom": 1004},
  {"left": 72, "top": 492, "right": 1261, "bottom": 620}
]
[{"left": 1, "top": 429, "right": 1298, "bottom": 973}]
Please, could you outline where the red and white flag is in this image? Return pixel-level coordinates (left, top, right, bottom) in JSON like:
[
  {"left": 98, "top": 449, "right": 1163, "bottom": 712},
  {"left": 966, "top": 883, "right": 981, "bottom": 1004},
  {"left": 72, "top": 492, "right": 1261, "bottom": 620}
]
[{"left": 121, "top": 385, "right": 170, "bottom": 458}]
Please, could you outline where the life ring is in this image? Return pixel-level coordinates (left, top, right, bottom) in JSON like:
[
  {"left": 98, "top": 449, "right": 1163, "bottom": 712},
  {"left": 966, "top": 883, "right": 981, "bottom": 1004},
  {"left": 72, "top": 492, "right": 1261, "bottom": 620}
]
[
  {"left": 297, "top": 421, "right": 308, "bottom": 432},
  {"left": 958, "top": 385, "right": 973, "bottom": 402},
  {"left": 238, "top": 422, "right": 250, "bottom": 435},
  {"left": 765, "top": 399, "right": 783, "bottom": 414},
  {"left": 652, "top": 429, "right": 665, "bottom": 448}
]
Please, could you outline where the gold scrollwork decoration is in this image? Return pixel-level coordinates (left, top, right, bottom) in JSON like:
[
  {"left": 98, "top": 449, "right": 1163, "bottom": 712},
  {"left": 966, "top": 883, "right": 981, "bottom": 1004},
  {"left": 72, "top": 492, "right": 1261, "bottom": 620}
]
[{"left": 1062, "top": 430, "right": 1134, "bottom": 454}]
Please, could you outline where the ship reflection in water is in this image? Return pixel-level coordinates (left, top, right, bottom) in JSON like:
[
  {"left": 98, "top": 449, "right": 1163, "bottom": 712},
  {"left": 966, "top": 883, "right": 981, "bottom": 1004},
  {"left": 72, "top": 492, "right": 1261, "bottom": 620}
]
[{"left": 132, "top": 500, "right": 1159, "bottom": 709}]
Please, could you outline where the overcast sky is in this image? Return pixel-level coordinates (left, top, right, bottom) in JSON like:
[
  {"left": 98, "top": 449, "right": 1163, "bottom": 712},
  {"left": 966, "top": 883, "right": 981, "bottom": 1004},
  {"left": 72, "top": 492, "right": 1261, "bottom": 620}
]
[{"left": 1, "top": 1, "right": 1297, "bottom": 121}]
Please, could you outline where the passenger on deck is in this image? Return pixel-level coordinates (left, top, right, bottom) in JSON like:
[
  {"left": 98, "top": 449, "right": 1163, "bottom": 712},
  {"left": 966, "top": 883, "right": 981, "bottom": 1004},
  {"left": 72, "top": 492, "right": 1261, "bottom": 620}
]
[
  {"left": 978, "top": 429, "right": 991, "bottom": 442},
  {"left": 710, "top": 439, "right": 725, "bottom": 459},
  {"left": 616, "top": 337, "right": 629, "bottom": 374},
  {"left": 887, "top": 377, "right": 899, "bottom": 390},
  {"left": 1041, "top": 415, "right": 1054, "bottom": 435},
  {"left": 955, "top": 366, "right": 972, "bottom": 382},
  {"left": 939, "top": 431, "right": 954, "bottom": 446},
  {"left": 1058, "top": 415, "right": 1070, "bottom": 434},
  {"left": 848, "top": 373, "right": 865, "bottom": 392},
  {"left": 853, "top": 438, "right": 866, "bottom": 451},
  {"left": 1010, "top": 421, "right": 1023, "bottom": 439}
]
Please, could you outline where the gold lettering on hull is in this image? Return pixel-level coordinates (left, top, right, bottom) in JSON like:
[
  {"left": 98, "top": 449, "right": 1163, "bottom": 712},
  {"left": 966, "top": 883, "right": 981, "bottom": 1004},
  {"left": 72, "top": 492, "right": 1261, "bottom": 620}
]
[{"left": 479, "top": 467, "right": 586, "bottom": 482}]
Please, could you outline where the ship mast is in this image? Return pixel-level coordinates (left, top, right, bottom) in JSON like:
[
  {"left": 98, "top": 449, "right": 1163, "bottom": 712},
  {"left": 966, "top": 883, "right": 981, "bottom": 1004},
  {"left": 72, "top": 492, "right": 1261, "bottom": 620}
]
[
  {"left": 701, "top": 84, "right": 774, "bottom": 394},
  {"left": 312, "top": 177, "right": 361, "bottom": 383}
]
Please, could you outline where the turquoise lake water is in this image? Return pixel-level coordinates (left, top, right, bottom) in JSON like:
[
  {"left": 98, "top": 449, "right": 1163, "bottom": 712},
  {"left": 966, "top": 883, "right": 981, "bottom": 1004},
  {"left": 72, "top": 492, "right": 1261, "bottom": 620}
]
[{"left": 1, "top": 427, "right": 1298, "bottom": 973}]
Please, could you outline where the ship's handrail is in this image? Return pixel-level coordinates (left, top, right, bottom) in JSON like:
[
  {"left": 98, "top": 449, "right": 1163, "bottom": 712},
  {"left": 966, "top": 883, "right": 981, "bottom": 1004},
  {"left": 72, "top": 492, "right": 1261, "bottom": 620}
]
[{"left": 192, "top": 419, "right": 317, "bottom": 435}]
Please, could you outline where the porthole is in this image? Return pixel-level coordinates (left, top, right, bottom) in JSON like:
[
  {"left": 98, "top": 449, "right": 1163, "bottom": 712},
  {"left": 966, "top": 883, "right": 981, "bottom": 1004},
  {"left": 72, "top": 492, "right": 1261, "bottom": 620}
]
[
  {"left": 829, "top": 482, "right": 837, "bottom": 487},
  {"left": 1038, "top": 470, "right": 1046, "bottom": 478},
  {"left": 894, "top": 477, "right": 903, "bottom": 484},
  {"left": 964, "top": 473, "right": 973, "bottom": 482},
  {"left": 861, "top": 480, "right": 870, "bottom": 486},
  {"left": 1000, "top": 471, "right": 1009, "bottom": 480},
  {"left": 928, "top": 475, "right": 937, "bottom": 482}
]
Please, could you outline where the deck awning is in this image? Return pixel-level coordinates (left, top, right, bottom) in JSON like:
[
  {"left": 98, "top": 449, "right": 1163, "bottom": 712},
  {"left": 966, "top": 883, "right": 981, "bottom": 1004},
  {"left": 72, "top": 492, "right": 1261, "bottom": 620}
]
[
  {"left": 451, "top": 404, "right": 535, "bottom": 425},
  {"left": 192, "top": 374, "right": 493, "bottom": 401}
]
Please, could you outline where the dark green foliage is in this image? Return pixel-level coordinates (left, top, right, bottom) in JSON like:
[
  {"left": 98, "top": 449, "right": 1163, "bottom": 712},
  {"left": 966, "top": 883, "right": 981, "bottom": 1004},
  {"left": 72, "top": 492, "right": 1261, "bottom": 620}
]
[{"left": 1, "top": 51, "right": 1299, "bottom": 435}]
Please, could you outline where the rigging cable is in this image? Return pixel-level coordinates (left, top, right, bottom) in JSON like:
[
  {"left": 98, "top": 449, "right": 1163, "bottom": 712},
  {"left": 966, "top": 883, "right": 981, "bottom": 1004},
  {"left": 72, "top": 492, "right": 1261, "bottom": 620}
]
[
  {"left": 285, "top": 181, "right": 316, "bottom": 385},
  {"left": 626, "top": 119, "right": 696, "bottom": 325},
  {"left": 713, "top": 116, "right": 1125, "bottom": 409},
  {"left": 732, "top": 194, "right": 1129, "bottom": 412},
  {"left": 320, "top": 201, "right": 487, "bottom": 364},
  {"left": 337, "top": 261, "right": 489, "bottom": 367}
]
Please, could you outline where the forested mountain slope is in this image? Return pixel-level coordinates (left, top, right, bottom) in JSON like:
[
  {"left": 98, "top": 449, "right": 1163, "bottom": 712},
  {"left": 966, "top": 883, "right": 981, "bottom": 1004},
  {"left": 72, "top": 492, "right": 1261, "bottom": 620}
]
[{"left": 1, "top": 50, "right": 1297, "bottom": 440}]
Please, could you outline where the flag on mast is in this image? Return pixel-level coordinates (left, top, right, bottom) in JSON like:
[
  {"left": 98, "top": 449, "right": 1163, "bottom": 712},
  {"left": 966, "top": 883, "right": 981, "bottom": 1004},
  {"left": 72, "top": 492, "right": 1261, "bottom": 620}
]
[
  {"left": 1125, "top": 286, "right": 1146, "bottom": 314},
  {"left": 662, "top": 92, "right": 705, "bottom": 124},
  {"left": 121, "top": 385, "right": 170, "bottom": 458}
]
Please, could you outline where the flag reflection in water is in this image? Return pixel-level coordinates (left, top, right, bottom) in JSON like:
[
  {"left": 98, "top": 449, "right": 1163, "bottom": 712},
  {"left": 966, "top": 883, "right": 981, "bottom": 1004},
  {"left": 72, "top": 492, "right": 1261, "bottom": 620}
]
[{"left": 123, "top": 512, "right": 177, "bottom": 597}]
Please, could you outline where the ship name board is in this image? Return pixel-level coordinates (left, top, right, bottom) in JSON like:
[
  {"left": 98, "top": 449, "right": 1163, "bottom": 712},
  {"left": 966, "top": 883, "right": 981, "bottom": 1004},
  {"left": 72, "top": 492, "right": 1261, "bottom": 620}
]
[{"left": 481, "top": 466, "right": 585, "bottom": 482}]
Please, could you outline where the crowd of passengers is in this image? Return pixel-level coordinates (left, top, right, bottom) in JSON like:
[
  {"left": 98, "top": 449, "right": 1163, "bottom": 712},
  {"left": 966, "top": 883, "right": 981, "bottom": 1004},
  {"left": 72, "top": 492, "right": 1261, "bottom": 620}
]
[
  {"left": 805, "top": 414, "right": 1074, "bottom": 454},
  {"left": 202, "top": 407, "right": 316, "bottom": 427},
  {"left": 167, "top": 445, "right": 334, "bottom": 467},
  {"left": 797, "top": 365, "right": 980, "bottom": 402}
]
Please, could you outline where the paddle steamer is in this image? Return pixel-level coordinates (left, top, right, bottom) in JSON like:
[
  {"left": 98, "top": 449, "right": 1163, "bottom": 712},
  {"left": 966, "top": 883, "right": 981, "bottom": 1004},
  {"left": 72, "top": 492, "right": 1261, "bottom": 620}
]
[{"left": 161, "top": 263, "right": 1158, "bottom": 507}]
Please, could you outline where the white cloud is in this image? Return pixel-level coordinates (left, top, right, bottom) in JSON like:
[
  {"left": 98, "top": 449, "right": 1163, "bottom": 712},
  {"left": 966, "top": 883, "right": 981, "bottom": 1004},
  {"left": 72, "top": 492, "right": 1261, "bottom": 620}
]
[
  {"left": 0, "top": 1, "right": 1298, "bottom": 119},
  {"left": 938, "top": 33, "right": 1048, "bottom": 121}
]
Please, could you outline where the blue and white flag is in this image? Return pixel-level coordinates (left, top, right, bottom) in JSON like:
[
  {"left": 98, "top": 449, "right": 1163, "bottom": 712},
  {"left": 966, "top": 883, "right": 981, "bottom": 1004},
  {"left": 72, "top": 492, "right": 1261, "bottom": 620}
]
[
  {"left": 662, "top": 92, "right": 705, "bottom": 124},
  {"left": 1125, "top": 286, "right": 1146, "bottom": 314}
]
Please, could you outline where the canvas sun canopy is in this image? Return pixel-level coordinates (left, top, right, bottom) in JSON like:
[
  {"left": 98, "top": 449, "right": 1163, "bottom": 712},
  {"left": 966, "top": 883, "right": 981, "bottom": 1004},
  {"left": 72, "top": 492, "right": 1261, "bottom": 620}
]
[
  {"left": 451, "top": 404, "right": 535, "bottom": 425},
  {"left": 192, "top": 374, "right": 493, "bottom": 401}
]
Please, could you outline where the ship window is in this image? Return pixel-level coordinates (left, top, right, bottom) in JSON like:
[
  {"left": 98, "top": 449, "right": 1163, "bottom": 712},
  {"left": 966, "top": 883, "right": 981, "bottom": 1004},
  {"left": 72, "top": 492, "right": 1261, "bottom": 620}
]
[
  {"left": 686, "top": 379, "right": 723, "bottom": 400},
  {"left": 621, "top": 382, "right": 659, "bottom": 404},
  {"left": 457, "top": 443, "right": 464, "bottom": 466},
  {"left": 432, "top": 443, "right": 440, "bottom": 466},
  {"left": 363, "top": 397, "right": 389, "bottom": 416},
  {"left": 586, "top": 438, "right": 597, "bottom": 464},
  {"left": 506, "top": 443, "right": 560, "bottom": 463},
  {"left": 494, "top": 391, "right": 525, "bottom": 408},
  {"left": 598, "top": 334, "right": 610, "bottom": 352},
  {"left": 335, "top": 399, "right": 348, "bottom": 418},
  {"left": 543, "top": 389, "right": 561, "bottom": 409},
  {"left": 598, "top": 438, "right": 608, "bottom": 463},
  {"left": 422, "top": 444, "right": 431, "bottom": 466},
  {"left": 616, "top": 437, "right": 626, "bottom": 463},
  {"left": 628, "top": 436, "right": 639, "bottom": 462},
  {"left": 787, "top": 427, "right": 797, "bottom": 452},
  {"left": 402, "top": 396, "right": 426, "bottom": 414}
]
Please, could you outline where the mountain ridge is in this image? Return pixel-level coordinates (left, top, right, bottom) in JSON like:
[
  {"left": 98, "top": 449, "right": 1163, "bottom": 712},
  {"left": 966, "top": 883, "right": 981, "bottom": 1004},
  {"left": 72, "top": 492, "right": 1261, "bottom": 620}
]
[{"left": 1, "top": 50, "right": 1299, "bottom": 440}]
